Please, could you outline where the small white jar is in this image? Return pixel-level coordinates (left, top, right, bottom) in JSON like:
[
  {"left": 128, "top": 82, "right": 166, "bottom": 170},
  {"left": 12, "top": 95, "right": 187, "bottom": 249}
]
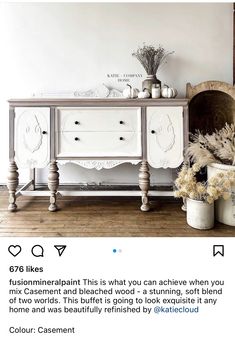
[{"left": 151, "top": 84, "right": 161, "bottom": 98}]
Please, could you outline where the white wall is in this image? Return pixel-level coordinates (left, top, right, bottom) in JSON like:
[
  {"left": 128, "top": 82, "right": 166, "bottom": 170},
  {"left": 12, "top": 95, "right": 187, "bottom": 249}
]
[{"left": 0, "top": 2, "right": 233, "bottom": 185}]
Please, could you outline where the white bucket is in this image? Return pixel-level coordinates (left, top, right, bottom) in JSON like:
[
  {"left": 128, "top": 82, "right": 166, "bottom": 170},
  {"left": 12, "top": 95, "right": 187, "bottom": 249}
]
[
  {"left": 207, "top": 163, "right": 235, "bottom": 226},
  {"left": 186, "top": 198, "right": 214, "bottom": 230}
]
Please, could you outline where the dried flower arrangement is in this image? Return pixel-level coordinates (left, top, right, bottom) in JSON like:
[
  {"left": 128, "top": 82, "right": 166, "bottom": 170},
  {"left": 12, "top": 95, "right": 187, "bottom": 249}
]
[
  {"left": 174, "top": 162, "right": 235, "bottom": 203},
  {"left": 132, "top": 43, "right": 174, "bottom": 75},
  {"left": 186, "top": 123, "right": 235, "bottom": 167}
]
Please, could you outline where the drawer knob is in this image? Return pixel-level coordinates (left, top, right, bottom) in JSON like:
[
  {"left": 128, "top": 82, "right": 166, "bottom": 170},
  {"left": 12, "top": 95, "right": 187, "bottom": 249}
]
[
  {"left": 74, "top": 137, "right": 80, "bottom": 141},
  {"left": 119, "top": 120, "right": 124, "bottom": 125},
  {"left": 119, "top": 137, "right": 124, "bottom": 141},
  {"left": 151, "top": 130, "right": 155, "bottom": 134},
  {"left": 74, "top": 121, "right": 80, "bottom": 125},
  {"left": 42, "top": 131, "right": 47, "bottom": 135}
]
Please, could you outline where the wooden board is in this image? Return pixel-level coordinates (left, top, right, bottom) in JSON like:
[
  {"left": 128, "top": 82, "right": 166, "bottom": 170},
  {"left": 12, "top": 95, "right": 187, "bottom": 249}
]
[
  {"left": 186, "top": 81, "right": 235, "bottom": 134},
  {"left": 189, "top": 91, "right": 235, "bottom": 134}
]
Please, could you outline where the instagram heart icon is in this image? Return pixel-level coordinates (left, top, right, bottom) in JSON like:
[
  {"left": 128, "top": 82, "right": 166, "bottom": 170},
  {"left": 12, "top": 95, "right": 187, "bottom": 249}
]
[{"left": 8, "top": 245, "right": 22, "bottom": 257}]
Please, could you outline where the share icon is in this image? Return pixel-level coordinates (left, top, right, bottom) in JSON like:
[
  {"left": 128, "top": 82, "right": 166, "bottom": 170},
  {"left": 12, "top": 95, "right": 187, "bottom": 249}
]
[{"left": 54, "top": 245, "right": 67, "bottom": 257}]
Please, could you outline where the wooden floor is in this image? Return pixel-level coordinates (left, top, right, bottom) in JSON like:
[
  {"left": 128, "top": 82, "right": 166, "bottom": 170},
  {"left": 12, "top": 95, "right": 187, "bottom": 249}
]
[{"left": 1, "top": 189, "right": 235, "bottom": 237}]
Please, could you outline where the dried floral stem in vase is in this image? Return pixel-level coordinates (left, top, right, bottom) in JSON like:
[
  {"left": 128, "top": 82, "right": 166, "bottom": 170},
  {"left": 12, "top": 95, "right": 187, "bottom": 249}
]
[
  {"left": 174, "top": 162, "right": 235, "bottom": 203},
  {"left": 132, "top": 43, "right": 174, "bottom": 75}
]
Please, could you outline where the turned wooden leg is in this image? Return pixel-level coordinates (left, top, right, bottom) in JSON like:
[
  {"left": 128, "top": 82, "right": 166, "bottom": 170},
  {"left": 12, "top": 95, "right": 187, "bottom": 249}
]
[
  {"left": 7, "top": 161, "right": 19, "bottom": 212},
  {"left": 139, "top": 161, "right": 150, "bottom": 212},
  {"left": 30, "top": 168, "right": 35, "bottom": 190},
  {"left": 48, "top": 161, "right": 59, "bottom": 212}
]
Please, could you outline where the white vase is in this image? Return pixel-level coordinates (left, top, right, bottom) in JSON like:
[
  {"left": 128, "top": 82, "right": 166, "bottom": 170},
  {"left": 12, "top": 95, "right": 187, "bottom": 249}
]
[
  {"left": 186, "top": 198, "right": 214, "bottom": 230},
  {"left": 207, "top": 163, "right": 235, "bottom": 226}
]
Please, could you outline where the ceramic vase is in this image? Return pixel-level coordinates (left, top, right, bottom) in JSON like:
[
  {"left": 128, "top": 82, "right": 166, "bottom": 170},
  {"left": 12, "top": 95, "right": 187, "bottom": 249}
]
[
  {"left": 186, "top": 198, "right": 214, "bottom": 230},
  {"left": 207, "top": 163, "right": 235, "bottom": 226},
  {"left": 142, "top": 75, "right": 161, "bottom": 93}
]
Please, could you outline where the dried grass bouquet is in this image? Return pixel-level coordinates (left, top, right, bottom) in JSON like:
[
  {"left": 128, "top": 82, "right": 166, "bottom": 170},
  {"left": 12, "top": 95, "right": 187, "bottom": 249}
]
[
  {"left": 174, "top": 162, "right": 235, "bottom": 203},
  {"left": 132, "top": 43, "right": 174, "bottom": 75},
  {"left": 187, "top": 123, "right": 235, "bottom": 167}
]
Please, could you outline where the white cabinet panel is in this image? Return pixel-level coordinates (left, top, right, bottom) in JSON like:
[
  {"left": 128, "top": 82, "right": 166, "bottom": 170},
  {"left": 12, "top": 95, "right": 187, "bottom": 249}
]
[
  {"left": 57, "top": 107, "right": 141, "bottom": 132},
  {"left": 147, "top": 106, "right": 184, "bottom": 168},
  {"left": 15, "top": 107, "right": 50, "bottom": 168},
  {"left": 57, "top": 131, "right": 142, "bottom": 157}
]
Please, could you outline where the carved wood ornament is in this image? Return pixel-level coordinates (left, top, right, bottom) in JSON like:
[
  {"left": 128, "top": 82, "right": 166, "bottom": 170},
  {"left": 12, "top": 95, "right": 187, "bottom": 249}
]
[
  {"left": 154, "top": 114, "right": 175, "bottom": 152},
  {"left": 23, "top": 115, "right": 43, "bottom": 153}
]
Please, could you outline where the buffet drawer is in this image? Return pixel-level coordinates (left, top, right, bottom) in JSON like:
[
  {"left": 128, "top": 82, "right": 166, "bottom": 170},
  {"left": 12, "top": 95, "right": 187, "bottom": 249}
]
[
  {"left": 56, "top": 107, "right": 141, "bottom": 132},
  {"left": 57, "top": 131, "right": 142, "bottom": 157}
]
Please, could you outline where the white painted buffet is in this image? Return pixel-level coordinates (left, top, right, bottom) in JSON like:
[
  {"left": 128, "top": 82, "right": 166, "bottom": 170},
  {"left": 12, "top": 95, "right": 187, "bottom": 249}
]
[{"left": 7, "top": 98, "right": 188, "bottom": 212}]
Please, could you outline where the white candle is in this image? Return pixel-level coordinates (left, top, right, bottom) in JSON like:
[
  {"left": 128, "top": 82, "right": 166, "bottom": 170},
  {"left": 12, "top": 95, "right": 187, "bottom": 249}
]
[{"left": 152, "top": 85, "right": 161, "bottom": 98}]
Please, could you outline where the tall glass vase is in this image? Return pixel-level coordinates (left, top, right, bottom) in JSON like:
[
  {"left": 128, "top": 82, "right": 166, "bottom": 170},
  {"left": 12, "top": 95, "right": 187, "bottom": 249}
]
[{"left": 142, "top": 75, "right": 161, "bottom": 93}]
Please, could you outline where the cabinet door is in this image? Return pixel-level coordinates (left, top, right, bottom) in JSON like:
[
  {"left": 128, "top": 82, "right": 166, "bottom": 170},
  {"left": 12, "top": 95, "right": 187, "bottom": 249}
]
[
  {"left": 147, "top": 106, "right": 184, "bottom": 168},
  {"left": 15, "top": 107, "right": 50, "bottom": 168}
]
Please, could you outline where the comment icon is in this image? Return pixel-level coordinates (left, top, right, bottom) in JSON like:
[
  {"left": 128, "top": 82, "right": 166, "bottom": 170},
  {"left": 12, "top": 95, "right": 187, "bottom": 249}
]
[{"left": 31, "top": 245, "right": 44, "bottom": 257}]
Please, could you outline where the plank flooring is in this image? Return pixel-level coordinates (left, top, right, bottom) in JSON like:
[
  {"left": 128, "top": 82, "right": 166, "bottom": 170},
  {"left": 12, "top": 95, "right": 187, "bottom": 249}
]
[{"left": 1, "top": 189, "right": 235, "bottom": 237}]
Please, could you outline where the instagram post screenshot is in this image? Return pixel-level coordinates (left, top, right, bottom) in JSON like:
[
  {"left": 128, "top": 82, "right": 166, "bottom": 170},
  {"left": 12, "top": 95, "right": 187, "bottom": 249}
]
[{"left": 0, "top": 1, "right": 235, "bottom": 338}]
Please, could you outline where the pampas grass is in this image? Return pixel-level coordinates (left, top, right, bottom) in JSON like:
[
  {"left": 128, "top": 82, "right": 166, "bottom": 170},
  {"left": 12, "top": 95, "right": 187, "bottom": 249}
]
[{"left": 187, "top": 123, "right": 235, "bottom": 166}]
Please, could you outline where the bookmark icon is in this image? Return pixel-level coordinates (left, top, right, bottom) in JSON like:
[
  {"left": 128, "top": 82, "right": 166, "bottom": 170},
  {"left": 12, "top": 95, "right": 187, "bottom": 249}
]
[
  {"left": 213, "top": 245, "right": 224, "bottom": 257},
  {"left": 54, "top": 245, "right": 66, "bottom": 257}
]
